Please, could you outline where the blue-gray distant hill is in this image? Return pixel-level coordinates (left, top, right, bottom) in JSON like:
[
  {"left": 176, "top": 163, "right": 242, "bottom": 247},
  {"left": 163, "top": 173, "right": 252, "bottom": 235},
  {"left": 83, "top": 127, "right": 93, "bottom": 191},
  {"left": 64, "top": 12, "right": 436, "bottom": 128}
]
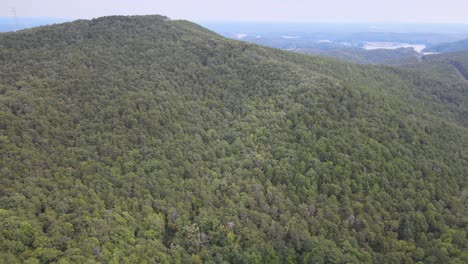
[
  {"left": 0, "top": 17, "right": 71, "bottom": 32},
  {"left": 424, "top": 38, "right": 468, "bottom": 53}
]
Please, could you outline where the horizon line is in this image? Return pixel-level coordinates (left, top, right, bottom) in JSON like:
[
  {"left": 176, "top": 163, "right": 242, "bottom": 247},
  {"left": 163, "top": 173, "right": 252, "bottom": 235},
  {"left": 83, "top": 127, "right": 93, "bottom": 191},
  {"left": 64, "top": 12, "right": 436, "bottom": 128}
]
[{"left": 1, "top": 16, "right": 468, "bottom": 25}]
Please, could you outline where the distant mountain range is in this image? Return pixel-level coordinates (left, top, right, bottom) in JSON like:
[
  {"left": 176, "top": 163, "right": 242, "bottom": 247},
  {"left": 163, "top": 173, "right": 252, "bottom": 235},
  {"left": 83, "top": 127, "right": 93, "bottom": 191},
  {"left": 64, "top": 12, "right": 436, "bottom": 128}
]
[
  {"left": 200, "top": 22, "right": 468, "bottom": 65},
  {"left": 0, "top": 17, "right": 71, "bottom": 32},
  {"left": 3, "top": 17, "right": 468, "bottom": 66},
  {"left": 424, "top": 38, "right": 468, "bottom": 53}
]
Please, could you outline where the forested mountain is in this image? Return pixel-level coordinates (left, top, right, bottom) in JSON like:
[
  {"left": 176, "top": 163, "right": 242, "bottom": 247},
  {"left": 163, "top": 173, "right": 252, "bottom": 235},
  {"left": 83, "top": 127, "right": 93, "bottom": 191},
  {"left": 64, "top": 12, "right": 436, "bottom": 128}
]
[
  {"left": 235, "top": 35, "right": 425, "bottom": 65},
  {"left": 1, "top": 15, "right": 467, "bottom": 263},
  {"left": 403, "top": 51, "right": 468, "bottom": 83},
  {"left": 297, "top": 47, "right": 420, "bottom": 65},
  {"left": 424, "top": 38, "right": 468, "bottom": 53}
]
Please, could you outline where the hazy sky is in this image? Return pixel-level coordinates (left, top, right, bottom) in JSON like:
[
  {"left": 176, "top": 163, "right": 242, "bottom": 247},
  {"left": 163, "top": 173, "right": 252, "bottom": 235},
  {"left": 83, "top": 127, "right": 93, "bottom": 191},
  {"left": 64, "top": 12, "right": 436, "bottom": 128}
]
[{"left": 3, "top": 0, "right": 468, "bottom": 23}]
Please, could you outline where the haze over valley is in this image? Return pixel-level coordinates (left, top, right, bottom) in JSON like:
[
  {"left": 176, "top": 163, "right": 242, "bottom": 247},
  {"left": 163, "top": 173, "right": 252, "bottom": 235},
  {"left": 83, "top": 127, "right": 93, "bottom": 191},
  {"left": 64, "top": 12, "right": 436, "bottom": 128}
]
[{"left": 200, "top": 22, "right": 468, "bottom": 64}]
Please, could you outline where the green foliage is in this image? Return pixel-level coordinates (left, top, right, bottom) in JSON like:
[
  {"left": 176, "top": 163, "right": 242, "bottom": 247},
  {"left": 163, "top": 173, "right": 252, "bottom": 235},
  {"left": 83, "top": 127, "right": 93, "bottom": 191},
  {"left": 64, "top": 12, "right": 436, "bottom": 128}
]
[
  {"left": 298, "top": 47, "right": 420, "bottom": 65},
  {"left": 1, "top": 15, "right": 467, "bottom": 263}
]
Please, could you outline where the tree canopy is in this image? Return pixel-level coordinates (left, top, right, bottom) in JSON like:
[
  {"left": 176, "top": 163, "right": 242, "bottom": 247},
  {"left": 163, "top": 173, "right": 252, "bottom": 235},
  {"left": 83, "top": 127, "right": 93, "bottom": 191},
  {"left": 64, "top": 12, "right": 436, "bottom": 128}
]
[{"left": 1, "top": 15, "right": 467, "bottom": 263}]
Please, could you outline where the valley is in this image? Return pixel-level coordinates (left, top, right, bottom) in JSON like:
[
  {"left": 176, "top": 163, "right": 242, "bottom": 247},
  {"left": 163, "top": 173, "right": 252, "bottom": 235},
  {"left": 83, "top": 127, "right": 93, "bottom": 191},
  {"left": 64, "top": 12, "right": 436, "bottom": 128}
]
[{"left": 202, "top": 22, "right": 468, "bottom": 65}]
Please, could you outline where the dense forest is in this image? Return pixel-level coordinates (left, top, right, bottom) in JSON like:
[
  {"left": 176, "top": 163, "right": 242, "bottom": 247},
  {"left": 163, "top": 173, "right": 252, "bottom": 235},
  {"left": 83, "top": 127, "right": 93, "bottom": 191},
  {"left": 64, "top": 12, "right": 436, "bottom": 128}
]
[
  {"left": 297, "top": 47, "right": 420, "bottom": 65},
  {"left": 1, "top": 15, "right": 467, "bottom": 263},
  {"left": 403, "top": 51, "right": 468, "bottom": 83}
]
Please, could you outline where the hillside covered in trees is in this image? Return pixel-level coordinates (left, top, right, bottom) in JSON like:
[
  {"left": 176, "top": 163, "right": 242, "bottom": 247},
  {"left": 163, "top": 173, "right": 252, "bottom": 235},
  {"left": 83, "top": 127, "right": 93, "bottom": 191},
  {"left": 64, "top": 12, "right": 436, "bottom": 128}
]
[
  {"left": 297, "top": 47, "right": 421, "bottom": 65},
  {"left": 424, "top": 38, "right": 468, "bottom": 53},
  {"left": 403, "top": 51, "right": 468, "bottom": 83},
  {"left": 1, "top": 15, "right": 467, "bottom": 263}
]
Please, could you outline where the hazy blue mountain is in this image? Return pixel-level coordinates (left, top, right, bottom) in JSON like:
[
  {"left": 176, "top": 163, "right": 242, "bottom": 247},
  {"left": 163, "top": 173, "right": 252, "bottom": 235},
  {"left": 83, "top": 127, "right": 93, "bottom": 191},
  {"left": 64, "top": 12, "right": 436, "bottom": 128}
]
[
  {"left": 424, "top": 38, "right": 468, "bottom": 52},
  {"left": 0, "top": 17, "right": 71, "bottom": 32},
  {"left": 201, "top": 22, "right": 468, "bottom": 65}
]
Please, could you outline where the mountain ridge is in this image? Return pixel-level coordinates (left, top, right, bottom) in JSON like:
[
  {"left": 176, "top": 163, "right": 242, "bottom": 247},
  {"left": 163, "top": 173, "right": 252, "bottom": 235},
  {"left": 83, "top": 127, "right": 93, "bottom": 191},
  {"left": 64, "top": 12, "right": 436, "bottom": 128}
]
[{"left": 424, "top": 38, "right": 468, "bottom": 53}]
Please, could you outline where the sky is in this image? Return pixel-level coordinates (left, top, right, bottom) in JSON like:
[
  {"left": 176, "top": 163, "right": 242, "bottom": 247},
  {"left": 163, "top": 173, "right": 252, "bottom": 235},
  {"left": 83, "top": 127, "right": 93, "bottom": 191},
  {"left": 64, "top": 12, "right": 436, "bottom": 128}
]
[{"left": 2, "top": 0, "right": 468, "bottom": 23}]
